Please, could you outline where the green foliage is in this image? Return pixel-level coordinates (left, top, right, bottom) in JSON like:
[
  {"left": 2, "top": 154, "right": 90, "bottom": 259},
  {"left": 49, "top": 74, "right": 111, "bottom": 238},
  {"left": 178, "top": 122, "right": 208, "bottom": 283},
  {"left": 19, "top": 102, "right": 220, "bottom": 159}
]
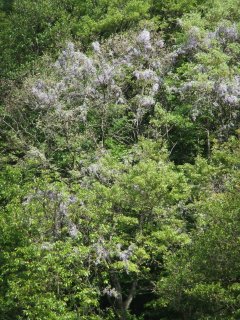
[
  {"left": 155, "top": 139, "right": 240, "bottom": 319},
  {"left": 0, "top": 0, "right": 150, "bottom": 78},
  {"left": 150, "top": 0, "right": 207, "bottom": 34},
  {"left": 0, "top": 0, "right": 72, "bottom": 78},
  {"left": 71, "top": 0, "right": 150, "bottom": 41},
  {"left": 1, "top": 1, "right": 240, "bottom": 319},
  {"left": 157, "top": 190, "right": 240, "bottom": 319}
]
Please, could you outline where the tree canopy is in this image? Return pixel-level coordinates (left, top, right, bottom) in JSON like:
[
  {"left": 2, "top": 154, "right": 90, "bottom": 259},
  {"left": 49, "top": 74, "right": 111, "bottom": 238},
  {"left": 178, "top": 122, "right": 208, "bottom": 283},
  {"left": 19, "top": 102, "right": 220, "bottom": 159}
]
[{"left": 1, "top": 1, "right": 240, "bottom": 319}]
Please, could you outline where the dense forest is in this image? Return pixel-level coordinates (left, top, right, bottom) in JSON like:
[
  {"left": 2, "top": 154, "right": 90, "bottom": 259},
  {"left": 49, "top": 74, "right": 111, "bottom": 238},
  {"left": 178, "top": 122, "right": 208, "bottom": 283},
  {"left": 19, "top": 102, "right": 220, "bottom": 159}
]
[{"left": 1, "top": 0, "right": 240, "bottom": 319}]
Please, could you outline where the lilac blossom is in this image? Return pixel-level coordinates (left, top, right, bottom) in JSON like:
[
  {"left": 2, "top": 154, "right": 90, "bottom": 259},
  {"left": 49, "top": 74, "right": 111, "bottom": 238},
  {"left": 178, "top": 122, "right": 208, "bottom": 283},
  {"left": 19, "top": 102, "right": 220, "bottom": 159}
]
[
  {"left": 31, "top": 80, "right": 59, "bottom": 108},
  {"left": 152, "top": 83, "right": 159, "bottom": 93},
  {"left": 94, "top": 243, "right": 109, "bottom": 265},
  {"left": 28, "top": 29, "right": 167, "bottom": 148},
  {"left": 185, "top": 27, "right": 201, "bottom": 51},
  {"left": 116, "top": 243, "right": 136, "bottom": 273},
  {"left": 79, "top": 55, "right": 96, "bottom": 75},
  {"left": 156, "top": 39, "right": 165, "bottom": 48},
  {"left": 215, "top": 76, "right": 240, "bottom": 105},
  {"left": 133, "top": 69, "right": 157, "bottom": 81},
  {"left": 215, "top": 82, "right": 228, "bottom": 97},
  {"left": 224, "top": 94, "right": 238, "bottom": 105},
  {"left": 95, "top": 65, "right": 115, "bottom": 86},
  {"left": 59, "top": 202, "right": 68, "bottom": 217},
  {"left": 203, "top": 31, "right": 217, "bottom": 48},
  {"left": 132, "top": 48, "right": 141, "bottom": 57},
  {"left": 137, "top": 29, "right": 151, "bottom": 45},
  {"left": 68, "top": 222, "right": 78, "bottom": 238},
  {"left": 68, "top": 195, "right": 77, "bottom": 204},
  {"left": 23, "top": 189, "right": 79, "bottom": 238},
  {"left": 138, "top": 95, "right": 155, "bottom": 107},
  {"left": 87, "top": 163, "right": 101, "bottom": 177},
  {"left": 103, "top": 286, "right": 119, "bottom": 298},
  {"left": 216, "top": 24, "right": 238, "bottom": 41},
  {"left": 23, "top": 189, "right": 61, "bottom": 205},
  {"left": 92, "top": 41, "right": 101, "bottom": 53},
  {"left": 117, "top": 244, "right": 135, "bottom": 262},
  {"left": 67, "top": 42, "right": 75, "bottom": 51}
]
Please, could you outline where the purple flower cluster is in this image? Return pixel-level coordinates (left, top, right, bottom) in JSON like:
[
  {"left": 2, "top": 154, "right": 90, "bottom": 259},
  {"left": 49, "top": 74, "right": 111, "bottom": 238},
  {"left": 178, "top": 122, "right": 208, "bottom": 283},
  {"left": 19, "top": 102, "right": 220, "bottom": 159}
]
[
  {"left": 32, "top": 80, "right": 58, "bottom": 107},
  {"left": 29, "top": 29, "right": 167, "bottom": 144},
  {"left": 103, "top": 286, "right": 119, "bottom": 298},
  {"left": 216, "top": 24, "right": 238, "bottom": 42},
  {"left": 137, "top": 29, "right": 151, "bottom": 45},
  {"left": 23, "top": 189, "right": 78, "bottom": 238},
  {"left": 138, "top": 95, "right": 155, "bottom": 107},
  {"left": 94, "top": 240, "right": 109, "bottom": 265},
  {"left": 117, "top": 243, "right": 135, "bottom": 262},
  {"left": 215, "top": 76, "right": 240, "bottom": 105},
  {"left": 92, "top": 41, "right": 101, "bottom": 53}
]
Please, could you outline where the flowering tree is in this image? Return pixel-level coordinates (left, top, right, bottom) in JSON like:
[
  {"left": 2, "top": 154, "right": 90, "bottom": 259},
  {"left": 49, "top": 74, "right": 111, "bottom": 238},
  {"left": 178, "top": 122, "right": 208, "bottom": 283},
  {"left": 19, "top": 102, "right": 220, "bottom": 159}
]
[
  {"left": 6, "top": 29, "right": 168, "bottom": 173},
  {"left": 2, "top": 4, "right": 240, "bottom": 319}
]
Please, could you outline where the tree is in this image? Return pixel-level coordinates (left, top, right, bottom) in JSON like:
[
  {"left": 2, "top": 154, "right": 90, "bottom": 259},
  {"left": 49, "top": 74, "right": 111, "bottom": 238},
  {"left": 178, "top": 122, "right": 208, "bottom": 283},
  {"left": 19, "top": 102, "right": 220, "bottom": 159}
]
[{"left": 156, "top": 138, "right": 240, "bottom": 319}]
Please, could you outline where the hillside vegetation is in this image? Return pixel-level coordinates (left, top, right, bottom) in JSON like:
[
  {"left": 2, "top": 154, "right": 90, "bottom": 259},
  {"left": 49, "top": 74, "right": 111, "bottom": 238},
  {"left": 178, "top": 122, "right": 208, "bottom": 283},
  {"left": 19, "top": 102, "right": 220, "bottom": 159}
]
[{"left": 1, "top": 1, "right": 240, "bottom": 319}]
